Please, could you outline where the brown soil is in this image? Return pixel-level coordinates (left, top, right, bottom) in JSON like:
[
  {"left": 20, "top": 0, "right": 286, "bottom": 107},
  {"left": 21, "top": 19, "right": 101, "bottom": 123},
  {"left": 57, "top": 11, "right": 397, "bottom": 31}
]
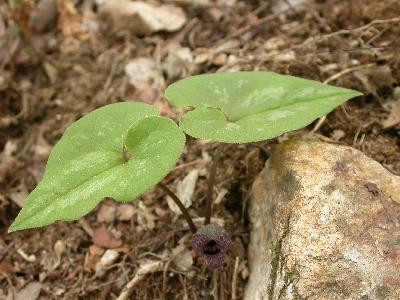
[{"left": 0, "top": 0, "right": 399, "bottom": 299}]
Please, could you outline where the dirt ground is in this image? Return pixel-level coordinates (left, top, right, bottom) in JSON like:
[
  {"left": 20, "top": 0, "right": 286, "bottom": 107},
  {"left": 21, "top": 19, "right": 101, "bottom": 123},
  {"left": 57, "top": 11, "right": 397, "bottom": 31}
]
[{"left": 0, "top": 0, "right": 399, "bottom": 299}]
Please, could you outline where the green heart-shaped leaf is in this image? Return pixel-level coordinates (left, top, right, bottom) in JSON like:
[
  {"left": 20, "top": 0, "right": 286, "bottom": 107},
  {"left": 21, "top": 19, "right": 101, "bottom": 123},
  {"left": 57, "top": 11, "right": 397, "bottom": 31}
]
[
  {"left": 165, "top": 72, "right": 362, "bottom": 143},
  {"left": 9, "top": 103, "right": 185, "bottom": 232}
]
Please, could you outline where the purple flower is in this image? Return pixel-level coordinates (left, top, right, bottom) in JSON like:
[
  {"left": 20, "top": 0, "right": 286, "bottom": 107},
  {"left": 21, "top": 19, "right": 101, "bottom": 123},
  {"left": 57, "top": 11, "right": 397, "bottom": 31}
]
[{"left": 192, "top": 224, "right": 231, "bottom": 269}]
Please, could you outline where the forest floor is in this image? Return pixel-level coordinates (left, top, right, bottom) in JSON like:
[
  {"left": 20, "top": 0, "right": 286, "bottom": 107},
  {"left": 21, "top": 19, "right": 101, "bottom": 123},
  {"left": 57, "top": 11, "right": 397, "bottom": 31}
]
[{"left": 0, "top": 0, "right": 399, "bottom": 299}]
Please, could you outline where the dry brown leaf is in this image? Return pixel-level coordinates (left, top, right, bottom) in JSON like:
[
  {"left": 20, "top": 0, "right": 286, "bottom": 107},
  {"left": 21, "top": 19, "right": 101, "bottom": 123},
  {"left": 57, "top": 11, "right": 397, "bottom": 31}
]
[
  {"left": 124, "top": 57, "right": 165, "bottom": 103},
  {"left": 16, "top": 282, "right": 42, "bottom": 300},
  {"left": 116, "top": 204, "right": 135, "bottom": 221},
  {"left": 9, "top": 185, "right": 28, "bottom": 208},
  {"left": 167, "top": 169, "right": 199, "bottom": 215},
  {"left": 172, "top": 243, "right": 193, "bottom": 271},
  {"left": 163, "top": 44, "right": 193, "bottom": 79},
  {"left": 57, "top": 0, "right": 91, "bottom": 53},
  {"left": 29, "top": 0, "right": 58, "bottom": 33},
  {"left": 97, "top": 203, "right": 116, "bottom": 223},
  {"left": 92, "top": 224, "right": 123, "bottom": 249},
  {"left": 99, "top": 0, "right": 186, "bottom": 35}
]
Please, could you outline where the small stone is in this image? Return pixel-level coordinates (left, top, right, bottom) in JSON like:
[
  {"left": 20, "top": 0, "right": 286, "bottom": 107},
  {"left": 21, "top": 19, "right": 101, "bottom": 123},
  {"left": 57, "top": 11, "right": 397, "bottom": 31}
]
[
  {"left": 330, "top": 129, "right": 346, "bottom": 141},
  {"left": 53, "top": 240, "right": 65, "bottom": 257},
  {"left": 241, "top": 266, "right": 250, "bottom": 280},
  {"left": 245, "top": 138, "right": 400, "bottom": 299}
]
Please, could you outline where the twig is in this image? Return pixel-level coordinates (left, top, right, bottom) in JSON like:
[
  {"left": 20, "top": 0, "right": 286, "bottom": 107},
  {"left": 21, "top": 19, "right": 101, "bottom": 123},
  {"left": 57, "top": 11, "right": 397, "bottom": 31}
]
[
  {"left": 204, "top": 144, "right": 224, "bottom": 225},
  {"left": 320, "top": 17, "right": 400, "bottom": 40},
  {"left": 0, "top": 242, "right": 13, "bottom": 262},
  {"left": 312, "top": 64, "right": 374, "bottom": 132},
  {"left": 158, "top": 183, "right": 197, "bottom": 234},
  {"left": 162, "top": 258, "right": 174, "bottom": 293},
  {"left": 116, "top": 260, "right": 163, "bottom": 300},
  {"left": 322, "top": 63, "right": 375, "bottom": 85},
  {"left": 299, "top": 17, "right": 400, "bottom": 50},
  {"left": 217, "top": 7, "right": 291, "bottom": 45},
  {"left": 78, "top": 219, "right": 94, "bottom": 237},
  {"left": 1, "top": 270, "right": 16, "bottom": 300},
  {"left": 231, "top": 257, "right": 240, "bottom": 300},
  {"left": 220, "top": 270, "right": 226, "bottom": 300},
  {"left": 172, "top": 159, "right": 202, "bottom": 172}
]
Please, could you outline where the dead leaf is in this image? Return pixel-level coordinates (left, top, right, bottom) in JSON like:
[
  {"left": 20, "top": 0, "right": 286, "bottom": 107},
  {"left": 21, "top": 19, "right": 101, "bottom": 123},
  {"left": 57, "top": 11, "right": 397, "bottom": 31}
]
[
  {"left": 99, "top": 0, "right": 186, "bottom": 35},
  {"left": 57, "top": 0, "right": 91, "bottom": 53},
  {"left": 116, "top": 204, "right": 135, "bottom": 221},
  {"left": 212, "top": 53, "right": 227, "bottom": 66},
  {"left": 0, "top": 12, "right": 5, "bottom": 36},
  {"left": 17, "top": 248, "right": 36, "bottom": 262},
  {"left": 97, "top": 203, "right": 116, "bottom": 223},
  {"left": 124, "top": 57, "right": 164, "bottom": 103},
  {"left": 116, "top": 259, "right": 163, "bottom": 300},
  {"left": 331, "top": 129, "right": 346, "bottom": 141},
  {"left": 9, "top": 185, "right": 28, "bottom": 208},
  {"left": 214, "top": 188, "right": 228, "bottom": 205},
  {"left": 51, "top": 240, "right": 65, "bottom": 270},
  {"left": 167, "top": 169, "right": 199, "bottom": 215},
  {"left": 16, "top": 282, "right": 42, "bottom": 300},
  {"left": 172, "top": 243, "right": 193, "bottom": 271},
  {"left": 0, "top": 262, "right": 13, "bottom": 275},
  {"left": 382, "top": 101, "right": 400, "bottom": 128},
  {"left": 43, "top": 61, "right": 58, "bottom": 84},
  {"left": 194, "top": 48, "right": 211, "bottom": 64},
  {"left": 29, "top": 0, "right": 58, "bottom": 33},
  {"left": 92, "top": 224, "right": 123, "bottom": 249},
  {"left": 163, "top": 44, "right": 193, "bottom": 79},
  {"left": 86, "top": 245, "right": 104, "bottom": 271},
  {"left": 137, "top": 201, "right": 157, "bottom": 230}
]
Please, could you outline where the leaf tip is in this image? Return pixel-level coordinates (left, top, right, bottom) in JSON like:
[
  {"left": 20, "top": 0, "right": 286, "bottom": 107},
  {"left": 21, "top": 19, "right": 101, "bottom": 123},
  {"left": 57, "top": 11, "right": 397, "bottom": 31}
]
[{"left": 8, "top": 221, "right": 21, "bottom": 233}]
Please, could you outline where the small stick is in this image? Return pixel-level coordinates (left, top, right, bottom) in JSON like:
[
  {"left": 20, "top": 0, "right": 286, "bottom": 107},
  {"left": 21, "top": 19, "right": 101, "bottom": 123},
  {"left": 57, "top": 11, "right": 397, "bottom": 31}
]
[
  {"left": 204, "top": 144, "right": 224, "bottom": 225},
  {"left": 312, "top": 63, "right": 374, "bottom": 133},
  {"left": 158, "top": 183, "right": 197, "bottom": 234},
  {"left": 231, "top": 257, "right": 240, "bottom": 300},
  {"left": 116, "top": 260, "right": 162, "bottom": 300}
]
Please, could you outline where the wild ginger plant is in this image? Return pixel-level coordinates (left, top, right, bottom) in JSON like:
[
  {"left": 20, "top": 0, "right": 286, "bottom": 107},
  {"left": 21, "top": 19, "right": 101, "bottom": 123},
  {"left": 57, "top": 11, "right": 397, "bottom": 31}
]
[{"left": 9, "top": 72, "right": 361, "bottom": 268}]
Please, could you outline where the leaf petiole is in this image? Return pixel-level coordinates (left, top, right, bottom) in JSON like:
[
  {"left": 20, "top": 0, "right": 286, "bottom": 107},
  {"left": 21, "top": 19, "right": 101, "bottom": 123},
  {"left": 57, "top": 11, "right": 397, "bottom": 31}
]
[{"left": 204, "top": 144, "right": 224, "bottom": 225}]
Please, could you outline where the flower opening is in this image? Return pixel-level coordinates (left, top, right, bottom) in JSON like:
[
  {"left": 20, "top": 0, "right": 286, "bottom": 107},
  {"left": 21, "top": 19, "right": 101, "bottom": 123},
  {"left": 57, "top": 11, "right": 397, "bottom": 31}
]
[{"left": 192, "top": 224, "right": 231, "bottom": 269}]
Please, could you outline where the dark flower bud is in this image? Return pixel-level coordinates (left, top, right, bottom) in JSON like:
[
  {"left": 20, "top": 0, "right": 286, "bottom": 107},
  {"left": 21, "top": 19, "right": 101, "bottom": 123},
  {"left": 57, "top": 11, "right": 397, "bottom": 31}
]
[{"left": 192, "top": 224, "right": 231, "bottom": 269}]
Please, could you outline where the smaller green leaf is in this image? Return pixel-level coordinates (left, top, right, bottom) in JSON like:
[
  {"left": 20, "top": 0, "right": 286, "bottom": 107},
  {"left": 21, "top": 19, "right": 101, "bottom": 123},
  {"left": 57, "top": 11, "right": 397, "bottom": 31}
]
[
  {"left": 165, "top": 72, "right": 362, "bottom": 143},
  {"left": 9, "top": 103, "right": 185, "bottom": 232}
]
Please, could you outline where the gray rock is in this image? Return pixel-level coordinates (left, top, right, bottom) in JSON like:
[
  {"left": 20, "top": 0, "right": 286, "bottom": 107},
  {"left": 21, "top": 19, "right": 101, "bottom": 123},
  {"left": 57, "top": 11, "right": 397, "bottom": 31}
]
[{"left": 245, "top": 138, "right": 400, "bottom": 300}]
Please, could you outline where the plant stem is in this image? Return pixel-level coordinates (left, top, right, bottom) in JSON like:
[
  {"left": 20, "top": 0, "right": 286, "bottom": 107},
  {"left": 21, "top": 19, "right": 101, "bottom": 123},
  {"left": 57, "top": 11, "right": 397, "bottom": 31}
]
[
  {"left": 204, "top": 144, "right": 224, "bottom": 225},
  {"left": 158, "top": 182, "right": 197, "bottom": 234}
]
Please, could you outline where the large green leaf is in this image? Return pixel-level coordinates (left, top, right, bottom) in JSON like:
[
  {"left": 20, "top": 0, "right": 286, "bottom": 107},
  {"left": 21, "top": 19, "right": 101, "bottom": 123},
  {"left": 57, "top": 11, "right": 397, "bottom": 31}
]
[
  {"left": 9, "top": 103, "right": 185, "bottom": 232},
  {"left": 165, "top": 72, "right": 362, "bottom": 143}
]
